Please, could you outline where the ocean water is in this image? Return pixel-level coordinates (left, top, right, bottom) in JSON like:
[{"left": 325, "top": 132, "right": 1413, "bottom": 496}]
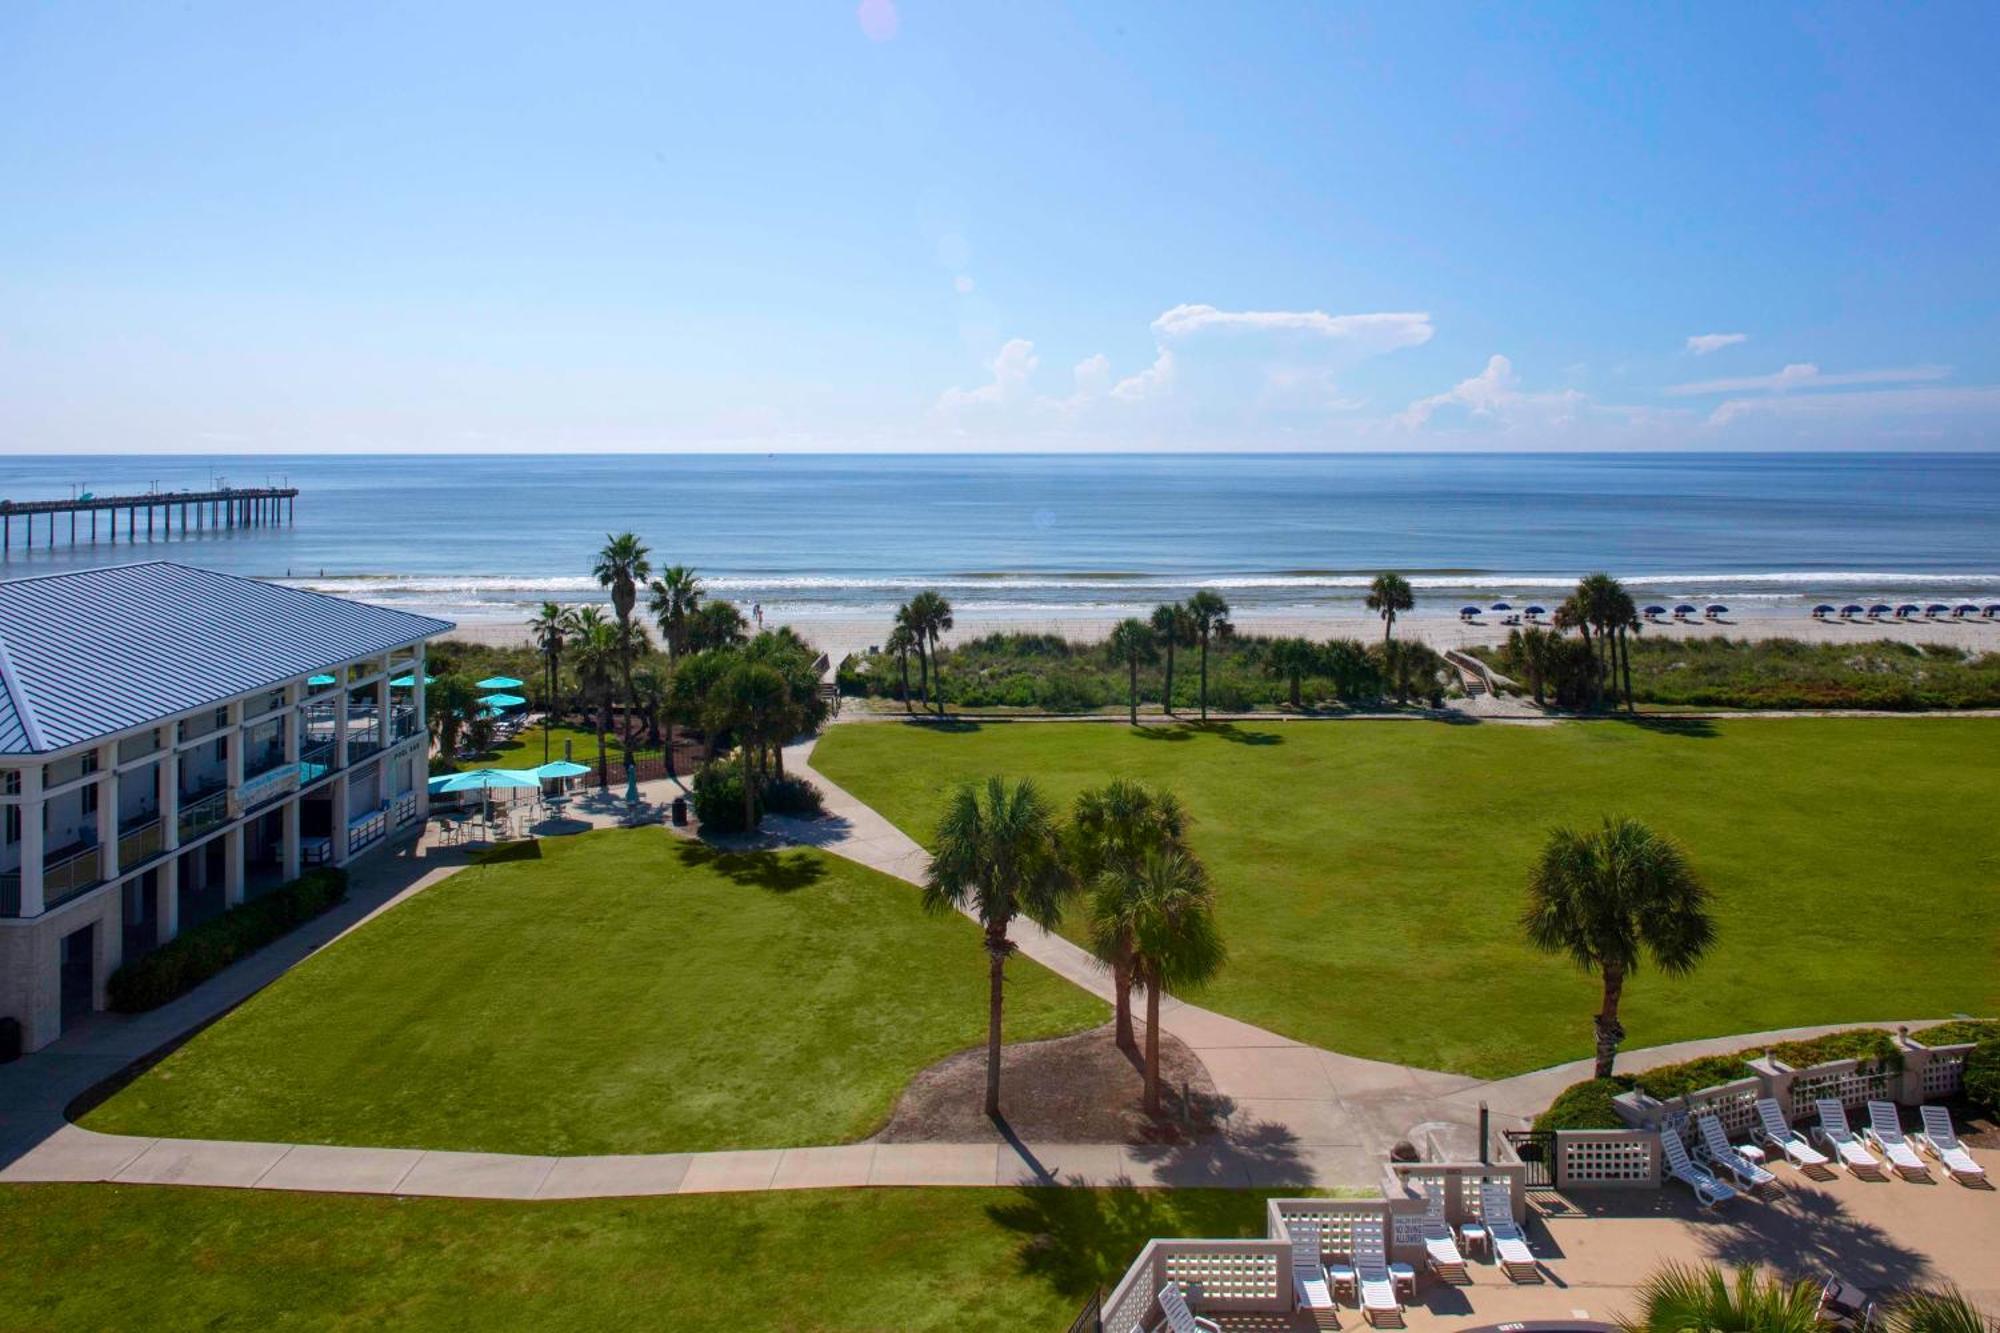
[{"left": 3, "top": 453, "right": 1997, "bottom": 624}]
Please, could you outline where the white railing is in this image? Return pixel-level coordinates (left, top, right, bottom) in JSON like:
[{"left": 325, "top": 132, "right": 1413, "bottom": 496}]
[
  {"left": 1558, "top": 1130, "right": 1657, "bottom": 1186},
  {"left": 1917, "top": 1043, "right": 1973, "bottom": 1097},
  {"left": 1787, "top": 1059, "right": 1894, "bottom": 1119},
  {"left": 347, "top": 807, "right": 388, "bottom": 856},
  {"left": 391, "top": 790, "right": 419, "bottom": 827}
]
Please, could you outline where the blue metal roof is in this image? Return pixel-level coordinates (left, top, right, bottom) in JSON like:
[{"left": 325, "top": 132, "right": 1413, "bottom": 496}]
[{"left": 0, "top": 562, "right": 454, "bottom": 756}]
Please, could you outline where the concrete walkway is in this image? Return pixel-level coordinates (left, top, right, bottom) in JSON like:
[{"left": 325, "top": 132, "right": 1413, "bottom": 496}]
[{"left": 0, "top": 734, "right": 1957, "bottom": 1200}]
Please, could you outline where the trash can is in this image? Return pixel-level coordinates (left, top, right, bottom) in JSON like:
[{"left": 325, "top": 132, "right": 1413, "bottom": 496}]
[{"left": 671, "top": 797, "right": 689, "bottom": 827}]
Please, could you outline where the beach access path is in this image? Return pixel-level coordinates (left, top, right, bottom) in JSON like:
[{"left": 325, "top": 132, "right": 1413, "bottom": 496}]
[{"left": 0, "top": 737, "right": 1953, "bottom": 1200}]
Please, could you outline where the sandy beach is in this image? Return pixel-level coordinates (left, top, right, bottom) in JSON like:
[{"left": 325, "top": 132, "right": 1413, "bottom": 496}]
[{"left": 437, "top": 604, "right": 2000, "bottom": 667}]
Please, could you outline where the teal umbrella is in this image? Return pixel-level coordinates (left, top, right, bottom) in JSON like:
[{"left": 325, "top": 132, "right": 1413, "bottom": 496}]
[
  {"left": 476, "top": 676, "right": 525, "bottom": 690},
  {"left": 479, "top": 692, "right": 527, "bottom": 708},
  {"left": 391, "top": 673, "right": 437, "bottom": 688},
  {"left": 307, "top": 673, "right": 337, "bottom": 687},
  {"left": 430, "top": 768, "right": 539, "bottom": 793},
  {"left": 534, "top": 760, "right": 592, "bottom": 779}
]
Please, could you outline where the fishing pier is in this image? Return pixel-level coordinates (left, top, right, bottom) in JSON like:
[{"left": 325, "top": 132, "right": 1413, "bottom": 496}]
[{"left": 0, "top": 486, "right": 297, "bottom": 551}]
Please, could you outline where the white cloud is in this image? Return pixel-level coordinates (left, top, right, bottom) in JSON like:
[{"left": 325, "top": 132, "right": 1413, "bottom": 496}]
[
  {"left": 1708, "top": 384, "right": 2000, "bottom": 426},
  {"left": 1685, "top": 332, "right": 1748, "bottom": 355},
  {"left": 1110, "top": 350, "right": 1174, "bottom": 402},
  {"left": 1151, "top": 304, "right": 1433, "bottom": 350},
  {"left": 1666, "top": 363, "right": 1949, "bottom": 396},
  {"left": 936, "top": 338, "right": 1039, "bottom": 413},
  {"left": 1070, "top": 353, "right": 1112, "bottom": 398}
]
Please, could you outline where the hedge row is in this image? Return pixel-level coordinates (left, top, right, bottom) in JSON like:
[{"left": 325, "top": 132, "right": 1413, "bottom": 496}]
[
  {"left": 1910, "top": 1019, "right": 2000, "bottom": 1047},
  {"left": 106, "top": 868, "right": 348, "bottom": 1013}
]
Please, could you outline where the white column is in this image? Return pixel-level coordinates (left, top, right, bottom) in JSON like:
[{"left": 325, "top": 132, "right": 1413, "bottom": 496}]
[
  {"left": 96, "top": 746, "right": 119, "bottom": 882},
  {"left": 157, "top": 855, "right": 180, "bottom": 944},
  {"left": 331, "top": 773, "right": 351, "bottom": 863},
  {"left": 284, "top": 686, "right": 301, "bottom": 765},
  {"left": 160, "top": 748, "right": 181, "bottom": 852},
  {"left": 333, "top": 685, "right": 350, "bottom": 770},
  {"left": 413, "top": 645, "right": 429, "bottom": 740},
  {"left": 225, "top": 702, "right": 245, "bottom": 793},
  {"left": 223, "top": 826, "right": 245, "bottom": 906},
  {"left": 375, "top": 674, "right": 391, "bottom": 752},
  {"left": 281, "top": 798, "right": 301, "bottom": 880},
  {"left": 18, "top": 763, "right": 43, "bottom": 916}
]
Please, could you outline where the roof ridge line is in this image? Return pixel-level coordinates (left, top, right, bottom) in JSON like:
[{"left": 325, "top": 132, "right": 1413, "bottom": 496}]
[{"left": 0, "top": 632, "right": 46, "bottom": 752}]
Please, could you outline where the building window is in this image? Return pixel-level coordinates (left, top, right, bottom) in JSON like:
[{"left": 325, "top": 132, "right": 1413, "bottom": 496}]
[
  {"left": 3, "top": 771, "right": 17, "bottom": 796},
  {"left": 81, "top": 751, "right": 99, "bottom": 776},
  {"left": 4, "top": 806, "right": 17, "bottom": 846},
  {"left": 215, "top": 707, "right": 230, "bottom": 730},
  {"left": 82, "top": 784, "right": 100, "bottom": 816}
]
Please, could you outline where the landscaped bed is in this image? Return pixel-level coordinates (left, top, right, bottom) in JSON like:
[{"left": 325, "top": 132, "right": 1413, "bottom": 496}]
[
  {"left": 812, "top": 716, "right": 2000, "bottom": 1078},
  {"left": 0, "top": 1183, "right": 1276, "bottom": 1331},
  {"left": 82, "top": 831, "right": 1105, "bottom": 1154}
]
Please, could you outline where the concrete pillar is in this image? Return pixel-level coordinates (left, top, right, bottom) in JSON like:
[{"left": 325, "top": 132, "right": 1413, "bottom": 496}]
[
  {"left": 284, "top": 685, "right": 302, "bottom": 766},
  {"left": 225, "top": 702, "right": 245, "bottom": 793},
  {"left": 331, "top": 774, "right": 351, "bottom": 864},
  {"left": 96, "top": 766, "right": 119, "bottom": 884},
  {"left": 282, "top": 798, "right": 301, "bottom": 881},
  {"left": 333, "top": 686, "right": 350, "bottom": 770},
  {"left": 18, "top": 763, "right": 43, "bottom": 916},
  {"left": 97, "top": 885, "right": 124, "bottom": 1008},
  {"left": 160, "top": 748, "right": 181, "bottom": 852},
  {"left": 375, "top": 674, "right": 391, "bottom": 752},
  {"left": 223, "top": 826, "right": 245, "bottom": 906},
  {"left": 156, "top": 856, "right": 180, "bottom": 945}
]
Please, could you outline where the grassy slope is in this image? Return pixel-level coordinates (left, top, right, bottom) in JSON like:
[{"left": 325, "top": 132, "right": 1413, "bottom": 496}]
[
  {"left": 0, "top": 1183, "right": 1274, "bottom": 1332},
  {"left": 813, "top": 718, "right": 2000, "bottom": 1078},
  {"left": 85, "top": 832, "right": 1104, "bottom": 1153}
]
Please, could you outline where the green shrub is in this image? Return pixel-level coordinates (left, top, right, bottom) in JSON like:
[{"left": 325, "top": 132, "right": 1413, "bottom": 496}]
[
  {"left": 689, "top": 762, "right": 760, "bottom": 834},
  {"left": 107, "top": 868, "right": 348, "bottom": 1013},
  {"left": 1534, "top": 1076, "right": 1634, "bottom": 1131},
  {"left": 1963, "top": 1040, "right": 2000, "bottom": 1117},
  {"left": 1633, "top": 1054, "right": 1755, "bottom": 1101},
  {"left": 1765, "top": 1027, "right": 1902, "bottom": 1072},
  {"left": 1911, "top": 1019, "right": 2000, "bottom": 1047},
  {"left": 761, "top": 774, "right": 825, "bottom": 818}
]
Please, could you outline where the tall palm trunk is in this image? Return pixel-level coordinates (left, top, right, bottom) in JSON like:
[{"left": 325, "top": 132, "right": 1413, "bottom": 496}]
[
  {"left": 916, "top": 641, "right": 931, "bottom": 713},
  {"left": 1594, "top": 963, "right": 1627, "bottom": 1078},
  {"left": 984, "top": 924, "right": 1008, "bottom": 1118},
  {"left": 1289, "top": 671, "right": 1302, "bottom": 709},
  {"left": 930, "top": 632, "right": 945, "bottom": 716},
  {"left": 1127, "top": 658, "right": 1139, "bottom": 725},
  {"left": 1143, "top": 961, "right": 1164, "bottom": 1115},
  {"left": 620, "top": 656, "right": 635, "bottom": 762},
  {"left": 1111, "top": 952, "right": 1135, "bottom": 1052},
  {"left": 1620, "top": 629, "right": 1635, "bottom": 712},
  {"left": 595, "top": 693, "right": 611, "bottom": 789},
  {"left": 898, "top": 648, "right": 912, "bottom": 713},
  {"left": 1198, "top": 633, "right": 1210, "bottom": 720},
  {"left": 740, "top": 735, "right": 756, "bottom": 830},
  {"left": 1163, "top": 639, "right": 1176, "bottom": 716}
]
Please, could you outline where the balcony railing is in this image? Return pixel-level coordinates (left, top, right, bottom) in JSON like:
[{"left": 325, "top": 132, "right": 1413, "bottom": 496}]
[
  {"left": 119, "top": 815, "right": 164, "bottom": 869},
  {"left": 300, "top": 740, "right": 336, "bottom": 785},
  {"left": 178, "top": 787, "right": 230, "bottom": 842},
  {"left": 0, "top": 843, "right": 106, "bottom": 917},
  {"left": 391, "top": 706, "right": 421, "bottom": 743},
  {"left": 239, "top": 757, "right": 299, "bottom": 810}
]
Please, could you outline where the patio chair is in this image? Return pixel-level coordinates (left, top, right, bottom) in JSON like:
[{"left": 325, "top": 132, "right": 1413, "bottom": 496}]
[
  {"left": 1813, "top": 1101, "right": 1888, "bottom": 1180},
  {"left": 1754, "top": 1098, "right": 1833, "bottom": 1176},
  {"left": 1419, "top": 1182, "right": 1469, "bottom": 1284},
  {"left": 1352, "top": 1230, "right": 1403, "bottom": 1327},
  {"left": 1693, "top": 1112, "right": 1777, "bottom": 1192},
  {"left": 1289, "top": 1221, "right": 1338, "bottom": 1330},
  {"left": 1477, "top": 1183, "right": 1540, "bottom": 1283},
  {"left": 1915, "top": 1105, "right": 1989, "bottom": 1187},
  {"left": 1816, "top": 1274, "right": 1876, "bottom": 1332},
  {"left": 1661, "top": 1127, "right": 1737, "bottom": 1208},
  {"left": 1153, "top": 1283, "right": 1221, "bottom": 1333},
  {"left": 1864, "top": 1101, "right": 1931, "bottom": 1182}
]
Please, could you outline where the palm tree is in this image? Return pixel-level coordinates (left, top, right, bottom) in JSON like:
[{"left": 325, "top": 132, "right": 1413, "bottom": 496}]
[
  {"left": 594, "top": 533, "right": 653, "bottom": 767},
  {"left": 1150, "top": 603, "right": 1194, "bottom": 716},
  {"left": 1883, "top": 1287, "right": 2000, "bottom": 1333},
  {"left": 908, "top": 590, "right": 954, "bottom": 716},
  {"left": 1321, "top": 637, "right": 1375, "bottom": 703},
  {"left": 528, "top": 601, "right": 577, "bottom": 765},
  {"left": 1264, "top": 637, "right": 1319, "bottom": 710},
  {"left": 1366, "top": 572, "right": 1415, "bottom": 644},
  {"left": 1618, "top": 1262, "right": 1822, "bottom": 1333},
  {"left": 1184, "top": 590, "right": 1231, "bottom": 721},
  {"left": 719, "top": 660, "right": 790, "bottom": 830},
  {"left": 924, "top": 777, "right": 1074, "bottom": 1117},
  {"left": 885, "top": 622, "right": 917, "bottom": 713},
  {"left": 1095, "top": 848, "right": 1225, "bottom": 1115},
  {"left": 631, "top": 663, "right": 669, "bottom": 747},
  {"left": 1072, "top": 781, "right": 1188, "bottom": 1051},
  {"left": 425, "top": 673, "right": 478, "bottom": 769},
  {"left": 647, "top": 565, "right": 704, "bottom": 665},
  {"left": 687, "top": 599, "right": 748, "bottom": 653},
  {"left": 894, "top": 602, "right": 928, "bottom": 713},
  {"left": 1106, "top": 618, "right": 1158, "bottom": 724},
  {"left": 569, "top": 607, "right": 619, "bottom": 789},
  {"left": 1522, "top": 817, "right": 1716, "bottom": 1078}
]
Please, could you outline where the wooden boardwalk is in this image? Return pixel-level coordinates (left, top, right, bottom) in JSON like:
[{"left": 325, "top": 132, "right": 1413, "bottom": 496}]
[{"left": 0, "top": 486, "right": 297, "bottom": 550}]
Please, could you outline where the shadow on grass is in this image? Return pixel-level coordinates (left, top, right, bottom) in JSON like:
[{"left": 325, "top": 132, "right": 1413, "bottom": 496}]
[
  {"left": 470, "top": 841, "right": 543, "bottom": 865},
  {"left": 1613, "top": 714, "right": 1721, "bottom": 739},
  {"left": 1199, "top": 722, "right": 1283, "bottom": 746},
  {"left": 985, "top": 1178, "right": 1277, "bottom": 1300},
  {"left": 915, "top": 717, "right": 984, "bottom": 733},
  {"left": 672, "top": 839, "right": 828, "bottom": 893},
  {"left": 1131, "top": 726, "right": 1194, "bottom": 742}
]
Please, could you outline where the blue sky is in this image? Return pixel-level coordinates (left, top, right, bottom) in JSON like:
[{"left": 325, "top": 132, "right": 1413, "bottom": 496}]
[{"left": 3, "top": 2, "right": 1996, "bottom": 453}]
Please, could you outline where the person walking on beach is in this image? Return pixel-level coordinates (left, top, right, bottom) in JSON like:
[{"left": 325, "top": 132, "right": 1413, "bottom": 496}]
[{"left": 753, "top": 601, "right": 764, "bottom": 629}]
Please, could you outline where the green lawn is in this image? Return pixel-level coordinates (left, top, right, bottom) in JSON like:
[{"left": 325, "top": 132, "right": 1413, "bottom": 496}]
[
  {"left": 813, "top": 717, "right": 2000, "bottom": 1078},
  {"left": 0, "top": 1183, "right": 1274, "bottom": 1331},
  {"left": 476, "top": 722, "right": 613, "bottom": 771},
  {"left": 84, "top": 831, "right": 1104, "bottom": 1153}
]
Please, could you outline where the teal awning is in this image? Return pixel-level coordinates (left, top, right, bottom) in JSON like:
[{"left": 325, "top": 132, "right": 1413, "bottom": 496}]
[
  {"left": 427, "top": 768, "right": 540, "bottom": 793},
  {"left": 390, "top": 673, "right": 437, "bottom": 688},
  {"left": 475, "top": 676, "right": 525, "bottom": 690},
  {"left": 307, "top": 673, "right": 337, "bottom": 687},
  {"left": 534, "top": 760, "right": 592, "bottom": 779},
  {"left": 479, "top": 692, "right": 526, "bottom": 708}
]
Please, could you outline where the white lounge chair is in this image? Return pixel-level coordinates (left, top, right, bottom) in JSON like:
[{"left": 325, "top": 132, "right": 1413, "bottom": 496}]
[
  {"left": 1661, "top": 1126, "right": 1738, "bottom": 1208},
  {"left": 1916, "top": 1105, "right": 1990, "bottom": 1187},
  {"left": 1864, "top": 1101, "right": 1931, "bottom": 1182},
  {"left": 1694, "top": 1112, "right": 1777, "bottom": 1192},
  {"left": 1420, "top": 1182, "right": 1469, "bottom": 1284},
  {"left": 1290, "top": 1221, "right": 1338, "bottom": 1330},
  {"left": 1478, "top": 1183, "right": 1541, "bottom": 1284},
  {"left": 1353, "top": 1229, "right": 1404, "bottom": 1327},
  {"left": 1755, "top": 1098, "right": 1833, "bottom": 1176},
  {"left": 1154, "top": 1283, "right": 1221, "bottom": 1333},
  {"left": 1813, "top": 1100, "right": 1888, "bottom": 1180}
]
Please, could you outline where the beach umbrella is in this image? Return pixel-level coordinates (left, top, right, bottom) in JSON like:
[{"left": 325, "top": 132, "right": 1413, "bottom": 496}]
[
  {"left": 1706, "top": 604, "right": 1728, "bottom": 614},
  {"left": 534, "top": 760, "right": 592, "bottom": 779},
  {"left": 479, "top": 692, "right": 527, "bottom": 708},
  {"left": 1986, "top": 604, "right": 2000, "bottom": 616},
  {"left": 1460, "top": 605, "right": 1481, "bottom": 616},
  {"left": 1489, "top": 602, "right": 1511, "bottom": 611},
  {"left": 1674, "top": 604, "right": 1698, "bottom": 615},
  {"left": 1644, "top": 605, "right": 1667, "bottom": 615},
  {"left": 1841, "top": 604, "right": 1864, "bottom": 615},
  {"left": 1868, "top": 604, "right": 1892, "bottom": 615},
  {"left": 476, "top": 676, "right": 525, "bottom": 690},
  {"left": 1895, "top": 604, "right": 1919, "bottom": 616},
  {"left": 307, "top": 673, "right": 337, "bottom": 687},
  {"left": 1924, "top": 603, "right": 1949, "bottom": 615},
  {"left": 428, "top": 767, "right": 540, "bottom": 824},
  {"left": 390, "top": 672, "right": 436, "bottom": 688},
  {"left": 1811, "top": 604, "right": 1835, "bottom": 616},
  {"left": 1953, "top": 604, "right": 1979, "bottom": 616},
  {"left": 1525, "top": 605, "right": 1546, "bottom": 615}
]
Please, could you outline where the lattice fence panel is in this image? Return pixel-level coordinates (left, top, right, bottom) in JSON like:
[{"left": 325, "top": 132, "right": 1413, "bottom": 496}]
[
  {"left": 1560, "top": 1136, "right": 1653, "bottom": 1184},
  {"left": 1160, "top": 1251, "right": 1282, "bottom": 1306}
]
